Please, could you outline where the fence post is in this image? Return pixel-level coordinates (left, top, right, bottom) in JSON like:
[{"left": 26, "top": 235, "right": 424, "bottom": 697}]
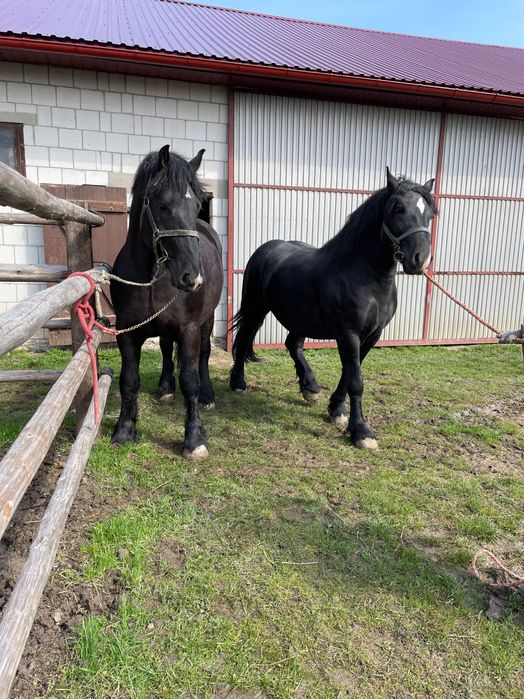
[{"left": 63, "top": 219, "right": 94, "bottom": 432}]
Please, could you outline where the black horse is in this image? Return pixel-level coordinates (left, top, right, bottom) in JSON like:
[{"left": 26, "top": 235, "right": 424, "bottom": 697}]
[
  {"left": 111, "top": 145, "right": 223, "bottom": 459},
  {"left": 230, "top": 169, "right": 436, "bottom": 449}
]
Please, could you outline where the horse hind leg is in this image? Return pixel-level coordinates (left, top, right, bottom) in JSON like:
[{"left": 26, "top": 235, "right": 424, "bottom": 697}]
[
  {"left": 230, "top": 305, "right": 267, "bottom": 393},
  {"left": 198, "top": 315, "right": 215, "bottom": 410},
  {"left": 285, "top": 333, "right": 322, "bottom": 404},
  {"left": 158, "top": 336, "right": 176, "bottom": 401}
]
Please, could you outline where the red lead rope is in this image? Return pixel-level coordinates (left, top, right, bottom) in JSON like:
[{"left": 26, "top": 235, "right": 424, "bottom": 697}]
[
  {"left": 423, "top": 270, "right": 502, "bottom": 336},
  {"left": 69, "top": 272, "right": 116, "bottom": 424}
]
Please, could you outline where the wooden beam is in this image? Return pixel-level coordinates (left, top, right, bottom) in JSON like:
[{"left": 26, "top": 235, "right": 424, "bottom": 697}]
[
  {"left": 0, "top": 370, "right": 62, "bottom": 383},
  {"left": 0, "top": 213, "right": 62, "bottom": 226},
  {"left": 0, "top": 329, "right": 102, "bottom": 542},
  {"left": 0, "top": 369, "right": 113, "bottom": 699},
  {"left": 0, "top": 161, "right": 104, "bottom": 227},
  {"left": 0, "top": 267, "right": 106, "bottom": 356},
  {"left": 63, "top": 220, "right": 95, "bottom": 431},
  {"left": 0, "top": 263, "right": 68, "bottom": 283},
  {"left": 42, "top": 318, "right": 71, "bottom": 330}
]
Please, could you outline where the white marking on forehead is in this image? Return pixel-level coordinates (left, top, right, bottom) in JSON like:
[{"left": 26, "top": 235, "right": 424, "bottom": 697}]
[
  {"left": 416, "top": 197, "right": 425, "bottom": 215},
  {"left": 185, "top": 187, "right": 192, "bottom": 199}
]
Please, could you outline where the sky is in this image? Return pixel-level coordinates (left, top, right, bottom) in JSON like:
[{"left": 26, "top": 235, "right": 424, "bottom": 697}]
[{"left": 186, "top": 0, "right": 524, "bottom": 48}]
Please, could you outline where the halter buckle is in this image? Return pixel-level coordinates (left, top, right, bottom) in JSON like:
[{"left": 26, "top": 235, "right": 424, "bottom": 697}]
[{"left": 393, "top": 250, "right": 405, "bottom": 263}]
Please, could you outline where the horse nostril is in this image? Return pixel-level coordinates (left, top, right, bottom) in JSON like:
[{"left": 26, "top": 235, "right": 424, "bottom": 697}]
[
  {"left": 191, "top": 273, "right": 203, "bottom": 290},
  {"left": 181, "top": 272, "right": 192, "bottom": 287}
]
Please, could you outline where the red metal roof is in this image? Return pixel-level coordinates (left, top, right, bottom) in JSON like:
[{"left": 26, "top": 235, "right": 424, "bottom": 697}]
[{"left": 1, "top": 0, "right": 524, "bottom": 97}]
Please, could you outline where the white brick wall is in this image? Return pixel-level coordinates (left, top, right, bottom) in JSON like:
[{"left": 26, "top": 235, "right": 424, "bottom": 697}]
[{"left": 0, "top": 62, "right": 230, "bottom": 344}]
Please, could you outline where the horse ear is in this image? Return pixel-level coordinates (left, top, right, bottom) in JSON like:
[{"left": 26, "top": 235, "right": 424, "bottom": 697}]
[
  {"left": 158, "top": 144, "right": 170, "bottom": 169},
  {"left": 423, "top": 178, "right": 435, "bottom": 192},
  {"left": 386, "top": 166, "right": 399, "bottom": 192},
  {"left": 189, "top": 149, "right": 205, "bottom": 172}
]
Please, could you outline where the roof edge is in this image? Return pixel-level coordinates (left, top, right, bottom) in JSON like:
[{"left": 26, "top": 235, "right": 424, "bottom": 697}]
[
  {"left": 2, "top": 36, "right": 524, "bottom": 108},
  {"left": 157, "top": 0, "right": 524, "bottom": 52}
]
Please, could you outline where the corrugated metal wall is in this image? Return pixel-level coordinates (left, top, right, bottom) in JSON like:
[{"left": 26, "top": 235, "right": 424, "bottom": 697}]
[{"left": 231, "top": 92, "right": 524, "bottom": 346}]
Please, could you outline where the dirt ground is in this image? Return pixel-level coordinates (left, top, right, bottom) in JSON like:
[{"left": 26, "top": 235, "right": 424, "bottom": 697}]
[{"left": 0, "top": 437, "right": 125, "bottom": 698}]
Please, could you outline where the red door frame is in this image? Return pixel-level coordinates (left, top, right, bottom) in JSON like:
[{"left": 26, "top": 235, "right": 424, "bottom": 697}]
[{"left": 226, "top": 92, "right": 523, "bottom": 350}]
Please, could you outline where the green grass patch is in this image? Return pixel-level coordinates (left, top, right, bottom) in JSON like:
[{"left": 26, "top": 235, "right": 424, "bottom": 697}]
[{"left": 1, "top": 344, "right": 523, "bottom": 698}]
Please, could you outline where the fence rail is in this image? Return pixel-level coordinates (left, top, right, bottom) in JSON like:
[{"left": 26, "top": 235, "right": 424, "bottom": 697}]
[
  {"left": 0, "top": 162, "right": 104, "bottom": 227},
  {"left": 0, "top": 162, "right": 114, "bottom": 698}
]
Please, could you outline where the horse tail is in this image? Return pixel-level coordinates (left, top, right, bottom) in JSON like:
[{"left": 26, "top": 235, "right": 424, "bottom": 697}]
[{"left": 231, "top": 307, "right": 261, "bottom": 363}]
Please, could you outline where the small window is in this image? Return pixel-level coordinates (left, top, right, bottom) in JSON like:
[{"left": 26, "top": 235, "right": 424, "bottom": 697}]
[{"left": 0, "top": 123, "right": 25, "bottom": 175}]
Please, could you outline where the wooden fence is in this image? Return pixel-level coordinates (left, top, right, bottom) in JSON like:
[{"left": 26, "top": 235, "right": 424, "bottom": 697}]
[{"left": 0, "top": 161, "right": 115, "bottom": 699}]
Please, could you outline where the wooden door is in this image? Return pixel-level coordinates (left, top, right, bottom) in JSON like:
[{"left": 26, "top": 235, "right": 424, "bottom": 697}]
[{"left": 42, "top": 184, "right": 128, "bottom": 346}]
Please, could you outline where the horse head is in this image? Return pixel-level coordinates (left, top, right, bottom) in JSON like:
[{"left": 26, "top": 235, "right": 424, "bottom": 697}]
[
  {"left": 382, "top": 168, "right": 437, "bottom": 275},
  {"left": 135, "top": 144, "right": 206, "bottom": 291}
]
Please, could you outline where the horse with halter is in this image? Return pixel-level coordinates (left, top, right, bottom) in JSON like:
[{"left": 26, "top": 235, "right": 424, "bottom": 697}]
[
  {"left": 230, "top": 168, "right": 437, "bottom": 449},
  {"left": 111, "top": 145, "right": 223, "bottom": 460}
]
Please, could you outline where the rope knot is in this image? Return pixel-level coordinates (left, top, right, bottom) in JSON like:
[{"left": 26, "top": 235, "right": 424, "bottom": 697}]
[{"left": 67, "top": 272, "right": 115, "bottom": 424}]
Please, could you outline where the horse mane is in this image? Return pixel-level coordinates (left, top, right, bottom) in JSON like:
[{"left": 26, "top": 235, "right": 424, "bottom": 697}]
[
  {"left": 322, "top": 177, "right": 438, "bottom": 257},
  {"left": 131, "top": 150, "right": 206, "bottom": 201}
]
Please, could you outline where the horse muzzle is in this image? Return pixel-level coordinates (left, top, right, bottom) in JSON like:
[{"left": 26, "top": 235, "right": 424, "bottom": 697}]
[
  {"left": 178, "top": 271, "right": 204, "bottom": 292},
  {"left": 402, "top": 253, "right": 432, "bottom": 275}
]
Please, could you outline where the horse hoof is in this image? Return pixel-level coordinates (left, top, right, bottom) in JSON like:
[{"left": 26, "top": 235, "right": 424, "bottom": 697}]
[
  {"left": 111, "top": 433, "right": 137, "bottom": 446},
  {"left": 355, "top": 437, "right": 379, "bottom": 450},
  {"left": 183, "top": 445, "right": 209, "bottom": 460},
  {"left": 331, "top": 414, "right": 349, "bottom": 430},
  {"left": 158, "top": 392, "right": 175, "bottom": 402},
  {"left": 302, "top": 390, "right": 320, "bottom": 404},
  {"left": 199, "top": 402, "right": 215, "bottom": 411},
  {"left": 233, "top": 388, "right": 245, "bottom": 395}
]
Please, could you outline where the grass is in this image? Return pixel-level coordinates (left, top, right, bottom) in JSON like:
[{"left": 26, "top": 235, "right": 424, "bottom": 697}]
[{"left": 0, "top": 343, "right": 523, "bottom": 698}]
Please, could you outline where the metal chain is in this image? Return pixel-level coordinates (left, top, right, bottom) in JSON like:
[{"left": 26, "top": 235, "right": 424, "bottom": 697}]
[
  {"left": 90, "top": 267, "right": 178, "bottom": 336},
  {"left": 113, "top": 291, "right": 179, "bottom": 335}
]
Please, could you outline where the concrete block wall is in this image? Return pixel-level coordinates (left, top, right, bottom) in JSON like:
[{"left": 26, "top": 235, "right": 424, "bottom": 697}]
[{"left": 0, "top": 61, "right": 229, "bottom": 345}]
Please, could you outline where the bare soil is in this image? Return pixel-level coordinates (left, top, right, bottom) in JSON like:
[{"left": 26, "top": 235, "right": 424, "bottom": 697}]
[{"left": 0, "top": 436, "right": 126, "bottom": 699}]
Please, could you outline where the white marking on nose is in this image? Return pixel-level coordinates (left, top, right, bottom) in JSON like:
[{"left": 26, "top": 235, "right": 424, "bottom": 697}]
[
  {"left": 192, "top": 274, "right": 203, "bottom": 288},
  {"left": 416, "top": 197, "right": 425, "bottom": 215},
  {"left": 422, "top": 255, "right": 431, "bottom": 271},
  {"left": 185, "top": 188, "right": 192, "bottom": 199}
]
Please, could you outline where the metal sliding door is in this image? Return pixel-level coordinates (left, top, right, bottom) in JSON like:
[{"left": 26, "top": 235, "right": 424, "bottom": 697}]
[{"left": 230, "top": 92, "right": 523, "bottom": 347}]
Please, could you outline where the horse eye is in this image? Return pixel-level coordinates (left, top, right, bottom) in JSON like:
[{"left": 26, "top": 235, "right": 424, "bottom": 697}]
[{"left": 395, "top": 205, "right": 406, "bottom": 214}]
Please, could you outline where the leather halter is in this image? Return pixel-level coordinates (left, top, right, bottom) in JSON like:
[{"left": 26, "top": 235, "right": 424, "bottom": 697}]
[
  {"left": 142, "top": 195, "right": 199, "bottom": 280},
  {"left": 382, "top": 223, "right": 430, "bottom": 263}
]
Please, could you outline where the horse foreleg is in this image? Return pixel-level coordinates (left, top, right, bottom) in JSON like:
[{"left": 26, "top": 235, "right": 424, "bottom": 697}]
[
  {"left": 332, "top": 332, "right": 377, "bottom": 449},
  {"left": 112, "top": 333, "right": 143, "bottom": 444},
  {"left": 158, "top": 336, "right": 176, "bottom": 401},
  {"left": 285, "top": 332, "right": 321, "bottom": 403},
  {"left": 179, "top": 325, "right": 208, "bottom": 460},
  {"left": 198, "top": 315, "right": 215, "bottom": 410}
]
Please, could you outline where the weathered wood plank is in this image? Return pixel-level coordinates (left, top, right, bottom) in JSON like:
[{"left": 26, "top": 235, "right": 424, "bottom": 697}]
[
  {"left": 0, "top": 370, "right": 113, "bottom": 699},
  {"left": 0, "top": 213, "right": 61, "bottom": 226},
  {"left": 0, "top": 161, "right": 104, "bottom": 227},
  {"left": 63, "top": 221, "right": 95, "bottom": 431},
  {"left": 0, "top": 267, "right": 106, "bottom": 356},
  {"left": 0, "top": 263, "right": 68, "bottom": 283},
  {"left": 0, "top": 370, "right": 62, "bottom": 383},
  {"left": 0, "top": 329, "right": 102, "bottom": 542},
  {"left": 42, "top": 317, "right": 71, "bottom": 330}
]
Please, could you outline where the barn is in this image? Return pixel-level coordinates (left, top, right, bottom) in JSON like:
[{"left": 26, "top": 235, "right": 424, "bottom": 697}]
[{"left": 0, "top": 0, "right": 523, "bottom": 348}]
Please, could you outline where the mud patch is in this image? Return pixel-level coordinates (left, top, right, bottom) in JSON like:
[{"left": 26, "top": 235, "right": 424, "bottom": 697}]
[
  {"left": 157, "top": 539, "right": 186, "bottom": 572},
  {"left": 210, "top": 347, "right": 233, "bottom": 370}
]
